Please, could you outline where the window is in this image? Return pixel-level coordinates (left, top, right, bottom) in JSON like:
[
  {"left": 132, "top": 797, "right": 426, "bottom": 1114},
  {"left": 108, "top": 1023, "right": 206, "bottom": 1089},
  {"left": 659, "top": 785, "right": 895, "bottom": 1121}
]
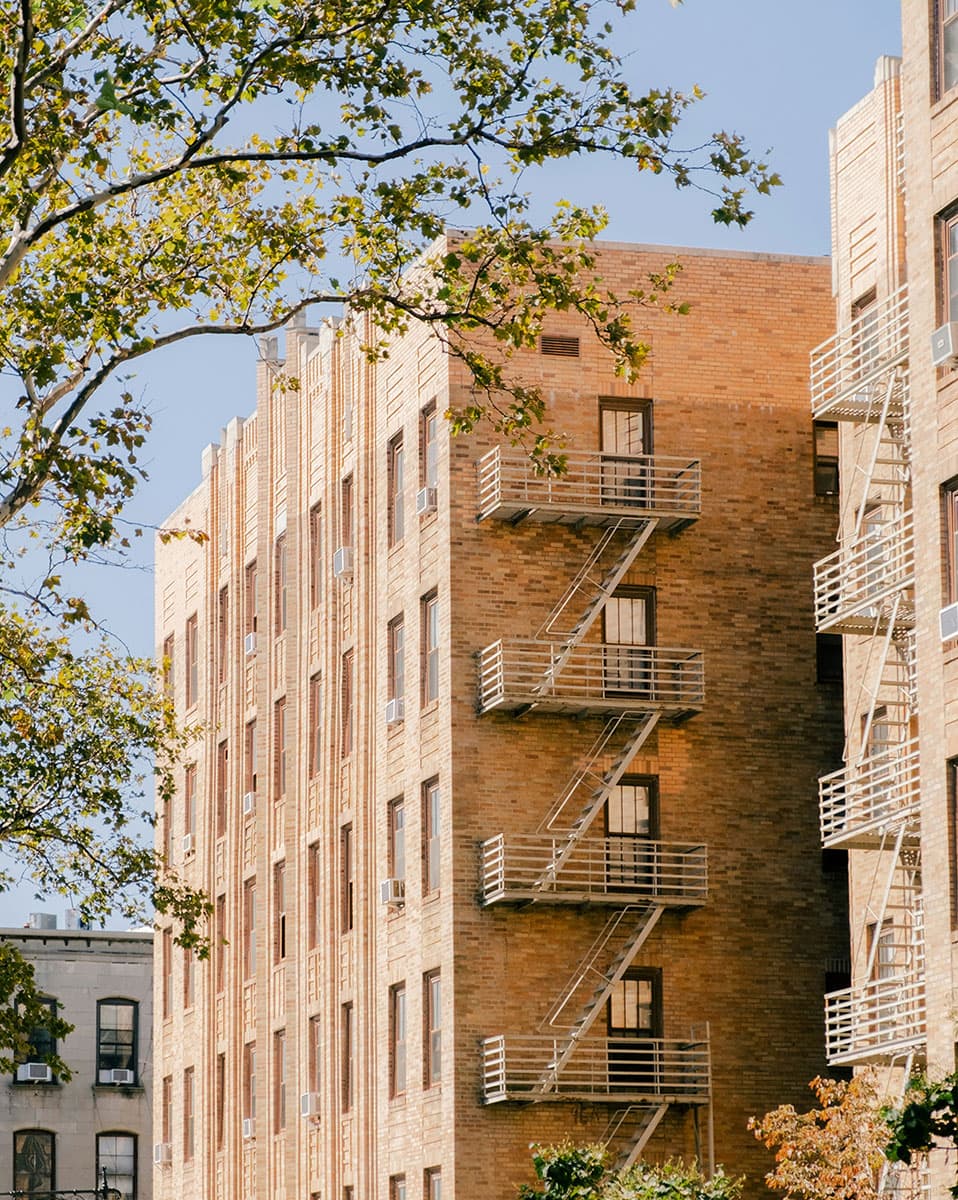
[
  {"left": 603, "top": 586, "right": 655, "bottom": 697},
  {"left": 245, "top": 560, "right": 258, "bottom": 640},
  {"left": 184, "top": 763, "right": 197, "bottom": 846},
  {"left": 183, "top": 945, "right": 195, "bottom": 1009},
  {"left": 388, "top": 433, "right": 405, "bottom": 546},
  {"left": 341, "top": 649, "right": 354, "bottom": 757},
  {"left": 421, "top": 592, "right": 439, "bottom": 705},
  {"left": 945, "top": 480, "right": 958, "bottom": 605},
  {"left": 421, "top": 402, "right": 439, "bottom": 490},
  {"left": 274, "top": 534, "right": 288, "bottom": 635},
  {"left": 97, "top": 1000, "right": 137, "bottom": 1083},
  {"left": 605, "top": 777, "right": 656, "bottom": 890},
  {"left": 341, "top": 1003, "right": 354, "bottom": 1112},
  {"left": 424, "top": 779, "right": 441, "bottom": 894},
  {"left": 942, "top": 0, "right": 958, "bottom": 95},
  {"left": 389, "top": 797, "right": 406, "bottom": 883},
  {"left": 813, "top": 421, "right": 839, "bottom": 496},
  {"left": 388, "top": 615, "right": 405, "bottom": 708},
  {"left": 185, "top": 613, "right": 198, "bottom": 708},
  {"left": 244, "top": 1043, "right": 256, "bottom": 1124},
  {"left": 217, "top": 586, "right": 229, "bottom": 682},
  {"left": 215, "top": 895, "right": 226, "bottom": 993},
  {"left": 274, "top": 861, "right": 287, "bottom": 962},
  {"left": 308, "top": 675, "right": 322, "bottom": 777},
  {"left": 341, "top": 824, "right": 354, "bottom": 933},
  {"left": 274, "top": 1030, "right": 286, "bottom": 1131},
  {"left": 308, "top": 842, "right": 321, "bottom": 948},
  {"left": 309, "top": 504, "right": 322, "bottom": 609},
  {"left": 600, "top": 397, "right": 652, "bottom": 455},
  {"left": 341, "top": 474, "right": 354, "bottom": 548},
  {"left": 14, "top": 998, "right": 58, "bottom": 1081},
  {"left": 97, "top": 1134, "right": 136, "bottom": 1200},
  {"left": 951, "top": 759, "right": 958, "bottom": 929},
  {"left": 816, "top": 634, "right": 843, "bottom": 684},
  {"left": 424, "top": 970, "right": 441, "bottom": 1086},
  {"left": 244, "top": 880, "right": 257, "bottom": 978},
  {"left": 215, "top": 1054, "right": 226, "bottom": 1151},
  {"left": 390, "top": 1176, "right": 407, "bottom": 1200},
  {"left": 162, "top": 1076, "right": 172, "bottom": 1144},
  {"left": 424, "top": 1167, "right": 442, "bottom": 1200},
  {"left": 390, "top": 983, "right": 407, "bottom": 1097},
  {"left": 274, "top": 698, "right": 287, "bottom": 797},
  {"left": 163, "top": 791, "right": 173, "bottom": 864},
  {"left": 244, "top": 720, "right": 257, "bottom": 805},
  {"left": 183, "top": 1068, "right": 195, "bottom": 1160},
  {"left": 162, "top": 929, "right": 172, "bottom": 1018},
  {"left": 607, "top": 968, "right": 662, "bottom": 1088},
  {"left": 162, "top": 634, "right": 174, "bottom": 696},
  {"left": 852, "top": 290, "right": 879, "bottom": 373},
  {"left": 13, "top": 1131, "right": 54, "bottom": 1197},
  {"left": 215, "top": 743, "right": 228, "bottom": 837},
  {"left": 308, "top": 1015, "right": 322, "bottom": 1094}
]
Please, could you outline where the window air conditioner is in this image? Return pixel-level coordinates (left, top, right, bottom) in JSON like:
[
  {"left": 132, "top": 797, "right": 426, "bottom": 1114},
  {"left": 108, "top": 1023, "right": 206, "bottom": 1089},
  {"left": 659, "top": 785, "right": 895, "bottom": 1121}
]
[
  {"left": 941, "top": 602, "right": 958, "bottom": 642},
  {"left": 332, "top": 546, "right": 354, "bottom": 579},
  {"left": 416, "top": 486, "right": 438, "bottom": 516},
  {"left": 385, "top": 698, "right": 405, "bottom": 726},
  {"left": 242, "top": 1118, "right": 255, "bottom": 1140},
  {"left": 153, "top": 1144, "right": 172, "bottom": 1165},
  {"left": 932, "top": 322, "right": 958, "bottom": 367},
  {"left": 244, "top": 632, "right": 257, "bottom": 656},
  {"left": 242, "top": 791, "right": 255, "bottom": 816},
  {"left": 380, "top": 878, "right": 406, "bottom": 907},
  {"left": 182, "top": 832, "right": 193, "bottom": 855},
  {"left": 17, "top": 1063, "right": 52, "bottom": 1083},
  {"left": 100, "top": 1068, "right": 135, "bottom": 1085},
  {"left": 300, "top": 1092, "right": 321, "bottom": 1119}
]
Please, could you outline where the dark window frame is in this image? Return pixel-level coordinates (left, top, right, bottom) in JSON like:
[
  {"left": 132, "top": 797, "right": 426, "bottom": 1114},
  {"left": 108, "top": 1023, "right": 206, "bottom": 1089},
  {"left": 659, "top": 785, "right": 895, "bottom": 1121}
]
[
  {"left": 96, "top": 1131, "right": 137, "bottom": 1200},
  {"left": 96, "top": 999, "right": 138, "bottom": 1084},
  {"left": 13, "top": 1129, "right": 55, "bottom": 1198}
]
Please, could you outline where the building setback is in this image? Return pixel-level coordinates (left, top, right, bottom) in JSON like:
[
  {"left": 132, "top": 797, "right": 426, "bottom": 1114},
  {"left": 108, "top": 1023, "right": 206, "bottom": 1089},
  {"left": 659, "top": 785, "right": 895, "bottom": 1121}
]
[
  {"left": 815, "top": 4, "right": 958, "bottom": 1194},
  {"left": 154, "top": 241, "right": 848, "bottom": 1200},
  {"left": 0, "top": 924, "right": 153, "bottom": 1200}
]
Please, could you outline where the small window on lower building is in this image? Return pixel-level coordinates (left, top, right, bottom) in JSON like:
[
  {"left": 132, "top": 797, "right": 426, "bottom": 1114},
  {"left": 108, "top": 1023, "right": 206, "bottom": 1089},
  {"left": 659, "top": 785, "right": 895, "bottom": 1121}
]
[
  {"left": 97, "top": 1132, "right": 136, "bottom": 1200},
  {"left": 14, "top": 998, "right": 58, "bottom": 1083},
  {"left": 813, "top": 421, "right": 839, "bottom": 496},
  {"left": 97, "top": 1000, "right": 137, "bottom": 1084},
  {"left": 390, "top": 1175, "right": 407, "bottom": 1200},
  {"left": 424, "top": 1167, "right": 442, "bottom": 1200}
]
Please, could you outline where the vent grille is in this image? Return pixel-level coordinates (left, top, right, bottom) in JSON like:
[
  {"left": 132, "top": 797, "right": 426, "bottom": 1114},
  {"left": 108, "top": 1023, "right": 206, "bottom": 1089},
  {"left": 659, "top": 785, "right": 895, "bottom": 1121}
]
[{"left": 540, "top": 335, "right": 580, "bottom": 358}]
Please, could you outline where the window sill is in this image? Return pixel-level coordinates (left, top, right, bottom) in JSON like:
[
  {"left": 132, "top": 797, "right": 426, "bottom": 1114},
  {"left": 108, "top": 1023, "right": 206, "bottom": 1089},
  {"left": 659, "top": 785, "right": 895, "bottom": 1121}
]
[{"left": 93, "top": 1083, "right": 144, "bottom": 1094}]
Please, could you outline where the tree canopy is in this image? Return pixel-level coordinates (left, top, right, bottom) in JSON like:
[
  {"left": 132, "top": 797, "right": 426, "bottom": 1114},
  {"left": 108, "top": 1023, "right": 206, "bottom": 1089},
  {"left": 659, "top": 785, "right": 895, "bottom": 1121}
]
[{"left": 517, "top": 1143, "right": 742, "bottom": 1200}]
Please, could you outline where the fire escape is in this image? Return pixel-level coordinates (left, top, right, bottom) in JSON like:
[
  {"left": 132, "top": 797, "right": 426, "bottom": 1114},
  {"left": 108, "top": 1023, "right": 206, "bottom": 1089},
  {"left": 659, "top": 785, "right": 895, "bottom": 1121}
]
[
  {"left": 810, "top": 285, "right": 926, "bottom": 1077},
  {"left": 476, "top": 446, "right": 709, "bottom": 1170}
]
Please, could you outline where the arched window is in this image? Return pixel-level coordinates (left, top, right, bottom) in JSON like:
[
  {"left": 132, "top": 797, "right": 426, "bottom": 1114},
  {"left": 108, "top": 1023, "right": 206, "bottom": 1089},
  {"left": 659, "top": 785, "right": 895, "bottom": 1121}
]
[
  {"left": 96, "top": 999, "right": 138, "bottom": 1085},
  {"left": 13, "top": 1129, "right": 55, "bottom": 1196},
  {"left": 96, "top": 1132, "right": 136, "bottom": 1200}
]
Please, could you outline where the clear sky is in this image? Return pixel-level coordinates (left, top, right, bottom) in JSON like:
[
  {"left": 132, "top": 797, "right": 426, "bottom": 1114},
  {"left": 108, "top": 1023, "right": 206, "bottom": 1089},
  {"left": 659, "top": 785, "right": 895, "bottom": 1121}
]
[{"left": 1, "top": 0, "right": 904, "bottom": 926}]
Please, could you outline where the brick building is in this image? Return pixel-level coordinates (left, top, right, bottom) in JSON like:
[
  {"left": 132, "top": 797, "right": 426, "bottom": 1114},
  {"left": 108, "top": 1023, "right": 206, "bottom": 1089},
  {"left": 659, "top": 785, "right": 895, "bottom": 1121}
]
[
  {"left": 154, "top": 242, "right": 848, "bottom": 1200},
  {"left": 812, "top": 4, "right": 958, "bottom": 1194},
  {"left": 0, "top": 922, "right": 153, "bottom": 1200}
]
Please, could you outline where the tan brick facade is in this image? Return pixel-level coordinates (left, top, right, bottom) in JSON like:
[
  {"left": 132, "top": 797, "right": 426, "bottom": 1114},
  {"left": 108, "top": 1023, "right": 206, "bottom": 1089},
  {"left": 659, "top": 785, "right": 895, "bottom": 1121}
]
[{"left": 154, "top": 244, "right": 846, "bottom": 1200}]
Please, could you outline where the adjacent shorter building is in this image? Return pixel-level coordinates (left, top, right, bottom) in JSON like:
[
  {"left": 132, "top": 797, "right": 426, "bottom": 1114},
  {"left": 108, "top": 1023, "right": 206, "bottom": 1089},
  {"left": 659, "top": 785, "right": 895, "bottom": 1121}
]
[
  {"left": 155, "top": 240, "right": 848, "bottom": 1200},
  {"left": 0, "top": 921, "right": 153, "bottom": 1200}
]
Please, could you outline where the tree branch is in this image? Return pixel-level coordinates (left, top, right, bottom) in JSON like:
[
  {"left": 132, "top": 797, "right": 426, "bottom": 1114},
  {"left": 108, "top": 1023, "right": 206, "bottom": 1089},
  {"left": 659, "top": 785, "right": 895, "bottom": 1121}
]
[{"left": 0, "top": 0, "right": 33, "bottom": 182}]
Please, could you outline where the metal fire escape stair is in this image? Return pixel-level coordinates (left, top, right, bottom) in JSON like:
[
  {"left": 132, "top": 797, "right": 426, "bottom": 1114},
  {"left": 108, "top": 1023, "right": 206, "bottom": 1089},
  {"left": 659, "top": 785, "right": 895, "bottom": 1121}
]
[
  {"left": 535, "top": 904, "right": 665, "bottom": 1094},
  {"left": 535, "top": 712, "right": 660, "bottom": 887},
  {"left": 603, "top": 1103, "right": 670, "bottom": 1171},
  {"left": 535, "top": 519, "right": 657, "bottom": 693}
]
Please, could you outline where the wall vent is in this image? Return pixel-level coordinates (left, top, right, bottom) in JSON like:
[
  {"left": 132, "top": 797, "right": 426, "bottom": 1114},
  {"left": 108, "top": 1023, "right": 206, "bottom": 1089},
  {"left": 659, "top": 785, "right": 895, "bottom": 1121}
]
[{"left": 540, "top": 335, "right": 580, "bottom": 358}]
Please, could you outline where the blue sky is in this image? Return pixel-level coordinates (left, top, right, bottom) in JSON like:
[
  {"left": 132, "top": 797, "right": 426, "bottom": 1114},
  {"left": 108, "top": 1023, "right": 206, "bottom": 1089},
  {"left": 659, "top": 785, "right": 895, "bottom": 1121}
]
[{"left": 1, "top": 0, "right": 903, "bottom": 926}]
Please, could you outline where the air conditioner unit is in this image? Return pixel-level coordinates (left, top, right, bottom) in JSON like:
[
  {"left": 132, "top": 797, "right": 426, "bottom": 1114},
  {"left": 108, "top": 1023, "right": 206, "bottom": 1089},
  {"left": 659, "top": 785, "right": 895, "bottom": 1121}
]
[
  {"left": 332, "top": 546, "right": 354, "bottom": 578},
  {"left": 16, "top": 1063, "right": 52, "bottom": 1083},
  {"left": 416, "top": 486, "right": 438, "bottom": 516},
  {"left": 300, "top": 1092, "right": 321, "bottom": 1119},
  {"left": 153, "top": 1143, "right": 172, "bottom": 1166},
  {"left": 242, "top": 1118, "right": 255, "bottom": 1140},
  {"left": 99, "top": 1068, "right": 135, "bottom": 1085},
  {"left": 244, "top": 632, "right": 257, "bottom": 655},
  {"left": 242, "top": 791, "right": 255, "bottom": 816},
  {"left": 380, "top": 877, "right": 406, "bottom": 907},
  {"left": 941, "top": 602, "right": 958, "bottom": 641},
  {"left": 385, "top": 698, "right": 405, "bottom": 726},
  {"left": 182, "top": 832, "right": 193, "bottom": 855},
  {"left": 932, "top": 322, "right": 958, "bottom": 367}
]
